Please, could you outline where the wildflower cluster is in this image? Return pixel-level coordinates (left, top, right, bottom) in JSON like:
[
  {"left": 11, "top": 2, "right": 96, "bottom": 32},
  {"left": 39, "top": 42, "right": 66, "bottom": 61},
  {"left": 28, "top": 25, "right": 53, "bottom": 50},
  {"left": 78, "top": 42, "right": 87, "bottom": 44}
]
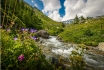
[
  {"left": 21, "top": 28, "right": 37, "bottom": 33},
  {"left": 30, "top": 29, "right": 37, "bottom": 33},
  {"left": 1, "top": 28, "right": 54, "bottom": 70}
]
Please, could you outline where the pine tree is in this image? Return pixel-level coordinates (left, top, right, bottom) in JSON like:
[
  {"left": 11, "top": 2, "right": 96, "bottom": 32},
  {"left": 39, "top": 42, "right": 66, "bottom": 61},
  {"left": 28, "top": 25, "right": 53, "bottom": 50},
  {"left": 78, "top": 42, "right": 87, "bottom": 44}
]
[
  {"left": 80, "top": 16, "right": 85, "bottom": 21},
  {"left": 74, "top": 15, "right": 79, "bottom": 24}
]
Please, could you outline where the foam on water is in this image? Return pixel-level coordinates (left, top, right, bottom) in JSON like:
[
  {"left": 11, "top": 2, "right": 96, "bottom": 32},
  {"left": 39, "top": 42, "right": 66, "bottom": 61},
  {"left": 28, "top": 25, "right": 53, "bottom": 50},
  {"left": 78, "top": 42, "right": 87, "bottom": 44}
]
[
  {"left": 52, "top": 47, "right": 75, "bottom": 55},
  {"left": 48, "top": 36, "right": 62, "bottom": 46},
  {"left": 40, "top": 36, "right": 104, "bottom": 68}
]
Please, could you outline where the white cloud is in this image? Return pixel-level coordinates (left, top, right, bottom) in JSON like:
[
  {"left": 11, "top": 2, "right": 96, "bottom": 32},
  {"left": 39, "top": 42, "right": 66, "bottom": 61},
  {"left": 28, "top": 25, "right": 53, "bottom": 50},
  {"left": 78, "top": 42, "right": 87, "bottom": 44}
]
[
  {"left": 48, "top": 10, "right": 62, "bottom": 21},
  {"left": 41, "top": 0, "right": 104, "bottom": 22},
  {"left": 41, "top": 0, "right": 62, "bottom": 22},
  {"left": 82, "top": 0, "right": 104, "bottom": 17},
  {"left": 41, "top": 0, "right": 61, "bottom": 12},
  {"left": 62, "top": 0, "right": 104, "bottom": 21}
]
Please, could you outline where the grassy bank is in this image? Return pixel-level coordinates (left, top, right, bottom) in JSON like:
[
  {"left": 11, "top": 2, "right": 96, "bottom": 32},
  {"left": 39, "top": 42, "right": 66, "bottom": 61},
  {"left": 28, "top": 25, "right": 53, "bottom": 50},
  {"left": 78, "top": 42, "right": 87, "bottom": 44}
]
[{"left": 59, "top": 16, "right": 104, "bottom": 46}]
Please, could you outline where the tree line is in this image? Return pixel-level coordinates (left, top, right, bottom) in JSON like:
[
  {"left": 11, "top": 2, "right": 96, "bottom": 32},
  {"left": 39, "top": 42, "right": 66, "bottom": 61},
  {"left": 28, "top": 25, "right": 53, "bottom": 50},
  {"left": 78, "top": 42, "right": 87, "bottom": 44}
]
[{"left": 1, "top": 0, "right": 43, "bottom": 30}]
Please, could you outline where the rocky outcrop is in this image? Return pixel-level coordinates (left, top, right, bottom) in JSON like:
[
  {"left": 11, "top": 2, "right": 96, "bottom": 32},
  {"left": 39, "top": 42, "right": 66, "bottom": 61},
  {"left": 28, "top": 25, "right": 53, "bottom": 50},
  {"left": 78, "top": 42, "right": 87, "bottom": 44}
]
[
  {"left": 98, "top": 42, "right": 104, "bottom": 51},
  {"left": 36, "top": 30, "right": 49, "bottom": 39}
]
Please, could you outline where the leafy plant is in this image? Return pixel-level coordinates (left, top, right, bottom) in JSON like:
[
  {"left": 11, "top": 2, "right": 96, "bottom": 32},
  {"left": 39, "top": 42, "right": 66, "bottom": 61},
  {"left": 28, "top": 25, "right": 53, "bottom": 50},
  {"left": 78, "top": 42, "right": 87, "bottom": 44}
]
[
  {"left": 84, "top": 29, "right": 93, "bottom": 36},
  {"left": 1, "top": 29, "right": 54, "bottom": 70},
  {"left": 70, "top": 44, "right": 86, "bottom": 70}
]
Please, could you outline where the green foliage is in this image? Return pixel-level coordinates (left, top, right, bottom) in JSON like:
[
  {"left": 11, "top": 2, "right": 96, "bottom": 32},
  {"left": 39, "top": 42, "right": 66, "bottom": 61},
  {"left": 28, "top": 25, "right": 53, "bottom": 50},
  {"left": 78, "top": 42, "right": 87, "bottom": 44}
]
[
  {"left": 61, "top": 23, "right": 65, "bottom": 27},
  {"left": 1, "top": 0, "right": 43, "bottom": 30},
  {"left": 1, "top": 29, "right": 54, "bottom": 70},
  {"left": 49, "top": 27, "right": 64, "bottom": 36},
  {"left": 80, "top": 16, "right": 85, "bottom": 21},
  {"left": 84, "top": 29, "right": 93, "bottom": 36},
  {"left": 59, "top": 16, "right": 104, "bottom": 46}
]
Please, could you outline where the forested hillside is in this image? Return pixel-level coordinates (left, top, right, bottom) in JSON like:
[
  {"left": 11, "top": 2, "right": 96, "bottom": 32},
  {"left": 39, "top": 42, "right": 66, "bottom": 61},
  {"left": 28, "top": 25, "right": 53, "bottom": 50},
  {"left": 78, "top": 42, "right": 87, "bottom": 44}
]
[{"left": 1, "top": 0, "right": 63, "bottom": 35}]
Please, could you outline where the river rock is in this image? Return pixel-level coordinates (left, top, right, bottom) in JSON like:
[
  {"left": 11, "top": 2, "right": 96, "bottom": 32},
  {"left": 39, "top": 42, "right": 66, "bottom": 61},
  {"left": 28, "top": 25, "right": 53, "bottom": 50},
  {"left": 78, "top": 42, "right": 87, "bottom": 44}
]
[
  {"left": 36, "top": 30, "right": 49, "bottom": 39},
  {"left": 98, "top": 42, "right": 104, "bottom": 51},
  {"left": 50, "top": 57, "right": 66, "bottom": 69}
]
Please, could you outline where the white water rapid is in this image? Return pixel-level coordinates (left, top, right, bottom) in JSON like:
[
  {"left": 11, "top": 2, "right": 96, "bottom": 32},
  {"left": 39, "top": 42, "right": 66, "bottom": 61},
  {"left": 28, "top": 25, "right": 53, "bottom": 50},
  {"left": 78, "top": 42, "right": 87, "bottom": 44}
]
[{"left": 39, "top": 36, "right": 104, "bottom": 70}]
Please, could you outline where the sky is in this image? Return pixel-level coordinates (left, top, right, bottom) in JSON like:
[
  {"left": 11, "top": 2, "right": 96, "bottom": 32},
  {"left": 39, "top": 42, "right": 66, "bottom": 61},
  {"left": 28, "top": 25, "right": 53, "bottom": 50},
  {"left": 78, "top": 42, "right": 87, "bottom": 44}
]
[{"left": 24, "top": 0, "right": 104, "bottom": 22}]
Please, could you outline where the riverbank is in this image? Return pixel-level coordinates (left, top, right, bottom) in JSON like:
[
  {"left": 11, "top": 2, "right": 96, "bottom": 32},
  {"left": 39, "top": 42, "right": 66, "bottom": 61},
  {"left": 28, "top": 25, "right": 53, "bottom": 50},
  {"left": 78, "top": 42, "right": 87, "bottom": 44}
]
[
  {"left": 37, "top": 36, "right": 104, "bottom": 70},
  {"left": 58, "top": 16, "right": 104, "bottom": 47}
]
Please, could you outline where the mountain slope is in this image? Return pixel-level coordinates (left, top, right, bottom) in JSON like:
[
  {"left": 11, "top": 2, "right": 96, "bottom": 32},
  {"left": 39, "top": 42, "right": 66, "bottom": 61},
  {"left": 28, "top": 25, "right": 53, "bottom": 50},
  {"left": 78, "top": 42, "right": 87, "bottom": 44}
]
[
  {"left": 1, "top": 0, "right": 64, "bottom": 35},
  {"left": 59, "top": 16, "right": 104, "bottom": 46},
  {"left": 24, "top": 2, "right": 64, "bottom": 35}
]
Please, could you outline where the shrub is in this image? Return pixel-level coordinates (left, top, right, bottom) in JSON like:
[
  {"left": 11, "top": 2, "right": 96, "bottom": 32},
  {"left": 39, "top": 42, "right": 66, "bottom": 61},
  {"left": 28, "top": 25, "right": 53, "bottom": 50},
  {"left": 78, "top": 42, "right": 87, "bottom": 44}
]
[{"left": 84, "top": 29, "right": 93, "bottom": 36}]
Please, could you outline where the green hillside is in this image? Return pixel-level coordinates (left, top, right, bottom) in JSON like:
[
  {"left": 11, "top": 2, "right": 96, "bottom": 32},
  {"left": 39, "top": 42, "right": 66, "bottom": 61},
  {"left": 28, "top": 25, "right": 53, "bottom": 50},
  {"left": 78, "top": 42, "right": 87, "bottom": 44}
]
[
  {"left": 31, "top": 6, "right": 64, "bottom": 35},
  {"left": 59, "top": 16, "right": 104, "bottom": 46},
  {"left": 1, "top": 0, "right": 63, "bottom": 35},
  {"left": 29, "top": 6, "right": 64, "bottom": 35}
]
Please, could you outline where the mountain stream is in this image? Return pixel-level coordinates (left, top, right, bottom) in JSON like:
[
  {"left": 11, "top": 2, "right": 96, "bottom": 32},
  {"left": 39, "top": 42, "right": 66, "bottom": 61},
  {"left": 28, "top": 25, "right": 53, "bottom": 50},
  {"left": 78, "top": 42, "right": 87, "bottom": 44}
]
[{"left": 38, "top": 36, "right": 104, "bottom": 70}]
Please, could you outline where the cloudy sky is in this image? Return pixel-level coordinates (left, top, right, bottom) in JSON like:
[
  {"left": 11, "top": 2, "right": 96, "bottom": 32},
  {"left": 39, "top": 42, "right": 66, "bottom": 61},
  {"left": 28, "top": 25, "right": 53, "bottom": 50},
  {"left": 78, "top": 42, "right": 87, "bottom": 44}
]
[{"left": 24, "top": 0, "right": 104, "bottom": 22}]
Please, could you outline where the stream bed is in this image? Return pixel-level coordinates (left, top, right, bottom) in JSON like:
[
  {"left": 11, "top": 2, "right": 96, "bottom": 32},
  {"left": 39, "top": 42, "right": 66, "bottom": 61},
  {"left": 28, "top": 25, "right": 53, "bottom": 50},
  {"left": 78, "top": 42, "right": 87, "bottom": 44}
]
[{"left": 38, "top": 36, "right": 104, "bottom": 70}]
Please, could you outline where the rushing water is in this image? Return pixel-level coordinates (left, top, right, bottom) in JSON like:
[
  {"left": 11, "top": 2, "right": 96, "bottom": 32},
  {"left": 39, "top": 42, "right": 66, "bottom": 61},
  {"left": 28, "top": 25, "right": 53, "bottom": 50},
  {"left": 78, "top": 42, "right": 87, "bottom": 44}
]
[{"left": 39, "top": 36, "right": 104, "bottom": 70}]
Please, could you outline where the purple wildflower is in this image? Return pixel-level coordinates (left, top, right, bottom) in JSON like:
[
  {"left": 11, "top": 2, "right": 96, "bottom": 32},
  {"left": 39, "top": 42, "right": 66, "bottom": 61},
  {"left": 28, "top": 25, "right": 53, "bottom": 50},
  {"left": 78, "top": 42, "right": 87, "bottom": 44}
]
[
  {"left": 30, "top": 29, "right": 34, "bottom": 33},
  {"left": 21, "top": 28, "right": 29, "bottom": 33},
  {"left": 34, "top": 29, "right": 37, "bottom": 32},
  {"left": 13, "top": 37, "right": 18, "bottom": 41},
  {"left": 21, "top": 28, "right": 25, "bottom": 31},
  {"left": 30, "top": 29, "right": 37, "bottom": 33},
  {"left": 25, "top": 28, "right": 29, "bottom": 31},
  {"left": 18, "top": 54, "right": 25, "bottom": 62},
  {"left": 32, "top": 36, "right": 37, "bottom": 40}
]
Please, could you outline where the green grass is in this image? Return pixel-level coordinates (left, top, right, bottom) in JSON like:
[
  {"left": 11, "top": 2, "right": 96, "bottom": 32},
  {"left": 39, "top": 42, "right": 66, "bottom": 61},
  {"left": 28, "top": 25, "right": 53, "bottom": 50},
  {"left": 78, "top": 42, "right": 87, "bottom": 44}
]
[{"left": 59, "top": 16, "right": 104, "bottom": 46}]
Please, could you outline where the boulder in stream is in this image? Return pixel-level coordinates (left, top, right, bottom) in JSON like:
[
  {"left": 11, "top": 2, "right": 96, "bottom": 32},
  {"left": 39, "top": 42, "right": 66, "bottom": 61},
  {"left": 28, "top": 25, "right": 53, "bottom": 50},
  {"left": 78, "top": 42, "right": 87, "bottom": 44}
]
[{"left": 36, "top": 30, "right": 49, "bottom": 39}]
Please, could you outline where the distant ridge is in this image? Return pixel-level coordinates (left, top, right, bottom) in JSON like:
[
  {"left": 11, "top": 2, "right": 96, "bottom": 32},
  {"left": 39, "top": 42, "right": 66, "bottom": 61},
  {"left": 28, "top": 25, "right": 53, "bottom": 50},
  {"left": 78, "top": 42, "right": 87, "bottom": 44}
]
[{"left": 62, "top": 19, "right": 74, "bottom": 24}]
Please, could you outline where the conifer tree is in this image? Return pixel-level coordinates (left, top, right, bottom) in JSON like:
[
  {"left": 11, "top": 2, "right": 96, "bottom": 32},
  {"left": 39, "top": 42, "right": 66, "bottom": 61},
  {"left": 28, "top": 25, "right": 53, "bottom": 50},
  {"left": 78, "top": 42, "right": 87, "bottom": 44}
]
[{"left": 74, "top": 15, "right": 79, "bottom": 24}]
